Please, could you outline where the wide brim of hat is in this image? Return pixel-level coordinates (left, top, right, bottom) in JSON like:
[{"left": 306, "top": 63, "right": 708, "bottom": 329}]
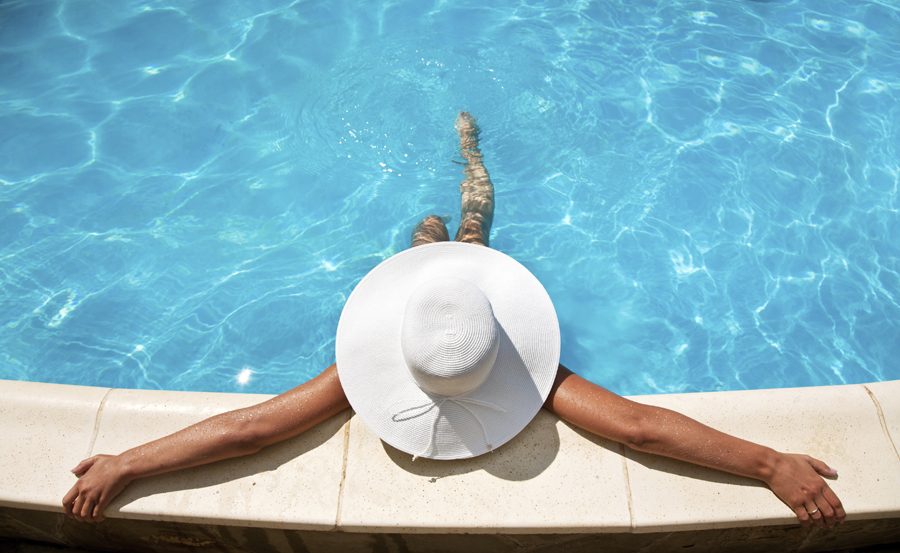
[{"left": 336, "top": 242, "right": 560, "bottom": 460}]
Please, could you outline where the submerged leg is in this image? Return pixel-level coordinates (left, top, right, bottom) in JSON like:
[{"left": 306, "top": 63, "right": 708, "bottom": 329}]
[
  {"left": 411, "top": 214, "right": 450, "bottom": 247},
  {"left": 454, "top": 111, "right": 495, "bottom": 247}
]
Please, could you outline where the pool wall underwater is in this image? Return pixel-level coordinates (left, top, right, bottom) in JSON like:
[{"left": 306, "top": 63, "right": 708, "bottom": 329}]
[{"left": 1, "top": 378, "right": 898, "bottom": 552}]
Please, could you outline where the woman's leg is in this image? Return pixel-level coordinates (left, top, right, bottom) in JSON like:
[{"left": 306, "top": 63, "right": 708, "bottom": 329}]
[
  {"left": 410, "top": 215, "right": 450, "bottom": 247},
  {"left": 454, "top": 111, "right": 495, "bottom": 247},
  {"left": 410, "top": 112, "right": 495, "bottom": 248}
]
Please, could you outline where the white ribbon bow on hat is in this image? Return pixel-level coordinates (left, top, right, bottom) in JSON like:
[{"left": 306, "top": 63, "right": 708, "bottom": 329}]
[{"left": 389, "top": 396, "right": 507, "bottom": 460}]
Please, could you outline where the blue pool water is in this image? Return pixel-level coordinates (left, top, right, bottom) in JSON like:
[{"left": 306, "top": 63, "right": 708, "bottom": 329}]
[{"left": 1, "top": 0, "right": 898, "bottom": 396}]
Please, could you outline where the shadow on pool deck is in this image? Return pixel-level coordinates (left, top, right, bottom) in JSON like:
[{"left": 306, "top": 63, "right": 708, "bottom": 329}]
[{"left": 2, "top": 507, "right": 900, "bottom": 553}]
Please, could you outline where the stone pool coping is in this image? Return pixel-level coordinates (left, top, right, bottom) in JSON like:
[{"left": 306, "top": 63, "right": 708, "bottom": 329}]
[{"left": 1, "top": 379, "right": 898, "bottom": 538}]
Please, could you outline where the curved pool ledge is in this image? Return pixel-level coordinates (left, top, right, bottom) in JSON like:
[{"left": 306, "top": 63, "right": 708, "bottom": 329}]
[{"left": 1, "top": 379, "right": 899, "bottom": 552}]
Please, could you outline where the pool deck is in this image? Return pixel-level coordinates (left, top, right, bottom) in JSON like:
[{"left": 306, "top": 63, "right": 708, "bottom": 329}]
[{"left": 1, "top": 378, "right": 899, "bottom": 552}]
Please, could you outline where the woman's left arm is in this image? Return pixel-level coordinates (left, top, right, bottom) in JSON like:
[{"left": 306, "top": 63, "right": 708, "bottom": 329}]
[
  {"left": 63, "top": 364, "right": 349, "bottom": 523},
  {"left": 544, "top": 365, "right": 845, "bottom": 529}
]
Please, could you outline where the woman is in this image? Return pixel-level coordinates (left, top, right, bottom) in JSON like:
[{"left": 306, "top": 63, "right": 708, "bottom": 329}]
[{"left": 63, "top": 112, "right": 844, "bottom": 529}]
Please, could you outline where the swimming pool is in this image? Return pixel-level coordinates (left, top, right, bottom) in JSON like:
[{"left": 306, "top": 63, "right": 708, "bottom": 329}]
[{"left": 1, "top": 0, "right": 898, "bottom": 396}]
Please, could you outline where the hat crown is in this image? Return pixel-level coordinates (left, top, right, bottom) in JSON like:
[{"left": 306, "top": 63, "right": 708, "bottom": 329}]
[{"left": 400, "top": 277, "right": 499, "bottom": 397}]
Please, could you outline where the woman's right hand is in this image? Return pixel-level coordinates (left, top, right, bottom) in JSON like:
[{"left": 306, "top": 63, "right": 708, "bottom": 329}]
[
  {"left": 763, "top": 452, "right": 845, "bottom": 529},
  {"left": 62, "top": 454, "right": 132, "bottom": 523}
]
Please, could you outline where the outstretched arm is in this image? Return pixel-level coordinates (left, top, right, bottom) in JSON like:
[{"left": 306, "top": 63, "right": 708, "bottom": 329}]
[
  {"left": 63, "top": 364, "right": 349, "bottom": 523},
  {"left": 544, "top": 365, "right": 845, "bottom": 529}
]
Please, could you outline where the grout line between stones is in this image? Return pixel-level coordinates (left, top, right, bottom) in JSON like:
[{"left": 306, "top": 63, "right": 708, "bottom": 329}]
[
  {"left": 334, "top": 411, "right": 353, "bottom": 531},
  {"left": 863, "top": 385, "right": 899, "bottom": 462},
  {"left": 620, "top": 442, "right": 635, "bottom": 532},
  {"left": 86, "top": 388, "right": 115, "bottom": 458}
]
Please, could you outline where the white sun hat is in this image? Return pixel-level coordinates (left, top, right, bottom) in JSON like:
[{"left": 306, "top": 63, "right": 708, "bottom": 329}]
[{"left": 336, "top": 241, "right": 560, "bottom": 460}]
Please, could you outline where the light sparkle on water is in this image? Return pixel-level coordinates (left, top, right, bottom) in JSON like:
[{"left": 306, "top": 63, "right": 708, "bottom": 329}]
[{"left": 236, "top": 367, "right": 254, "bottom": 386}]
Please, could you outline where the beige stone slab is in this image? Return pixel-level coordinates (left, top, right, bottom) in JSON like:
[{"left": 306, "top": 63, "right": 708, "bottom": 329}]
[
  {"left": 622, "top": 384, "right": 900, "bottom": 532},
  {"left": 0, "top": 380, "right": 111, "bottom": 510},
  {"left": 90, "top": 388, "right": 350, "bottom": 530},
  {"left": 339, "top": 409, "right": 632, "bottom": 534},
  {"left": 6, "top": 377, "right": 899, "bottom": 537},
  {"left": 863, "top": 381, "right": 900, "bottom": 462}
]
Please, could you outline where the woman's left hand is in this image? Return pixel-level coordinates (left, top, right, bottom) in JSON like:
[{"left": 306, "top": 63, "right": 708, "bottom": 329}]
[{"left": 62, "top": 454, "right": 133, "bottom": 523}]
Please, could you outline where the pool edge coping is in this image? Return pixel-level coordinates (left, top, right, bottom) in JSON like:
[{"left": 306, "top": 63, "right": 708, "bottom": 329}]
[{"left": 1, "top": 378, "right": 899, "bottom": 534}]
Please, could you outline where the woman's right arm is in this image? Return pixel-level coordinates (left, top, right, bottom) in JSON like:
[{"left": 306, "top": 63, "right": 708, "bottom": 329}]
[
  {"left": 62, "top": 363, "right": 349, "bottom": 523},
  {"left": 544, "top": 365, "right": 845, "bottom": 529}
]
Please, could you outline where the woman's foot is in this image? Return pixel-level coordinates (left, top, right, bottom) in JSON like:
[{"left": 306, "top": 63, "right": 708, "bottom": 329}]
[{"left": 455, "top": 111, "right": 482, "bottom": 162}]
